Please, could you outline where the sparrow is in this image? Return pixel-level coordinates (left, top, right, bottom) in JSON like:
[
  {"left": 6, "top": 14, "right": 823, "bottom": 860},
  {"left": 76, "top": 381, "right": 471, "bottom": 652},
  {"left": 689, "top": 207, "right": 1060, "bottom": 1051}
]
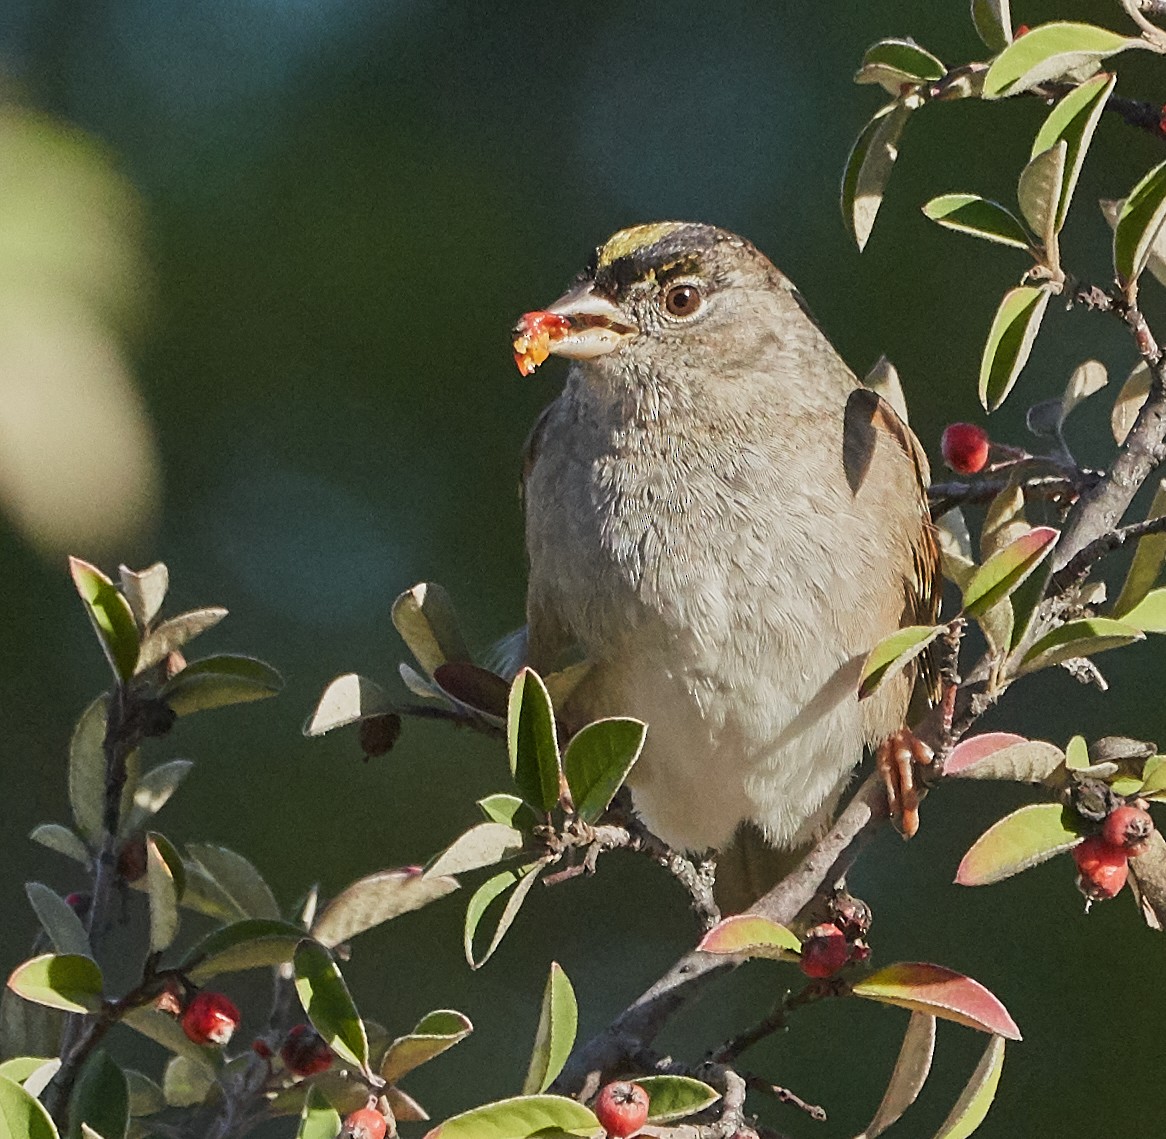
[{"left": 513, "top": 222, "right": 938, "bottom": 898}]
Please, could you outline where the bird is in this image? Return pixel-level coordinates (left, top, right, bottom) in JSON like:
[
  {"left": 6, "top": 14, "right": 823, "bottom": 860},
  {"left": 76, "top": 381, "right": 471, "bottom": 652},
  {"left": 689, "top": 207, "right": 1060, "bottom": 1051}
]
[{"left": 512, "top": 222, "right": 938, "bottom": 904}]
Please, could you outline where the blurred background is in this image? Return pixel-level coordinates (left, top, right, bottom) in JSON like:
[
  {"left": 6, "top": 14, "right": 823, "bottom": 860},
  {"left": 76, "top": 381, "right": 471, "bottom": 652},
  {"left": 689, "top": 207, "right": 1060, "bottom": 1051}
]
[{"left": 1, "top": 0, "right": 1164, "bottom": 1135}]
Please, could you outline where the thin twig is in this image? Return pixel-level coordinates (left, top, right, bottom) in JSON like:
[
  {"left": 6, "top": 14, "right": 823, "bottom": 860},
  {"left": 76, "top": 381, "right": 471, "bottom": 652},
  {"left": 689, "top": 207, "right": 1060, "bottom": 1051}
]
[
  {"left": 743, "top": 1076, "right": 827, "bottom": 1123},
  {"left": 1051, "top": 513, "right": 1166, "bottom": 592}
]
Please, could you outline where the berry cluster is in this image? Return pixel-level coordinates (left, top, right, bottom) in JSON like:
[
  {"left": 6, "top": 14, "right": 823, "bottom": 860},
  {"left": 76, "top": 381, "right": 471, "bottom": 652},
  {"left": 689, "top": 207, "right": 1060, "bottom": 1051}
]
[
  {"left": 799, "top": 894, "right": 872, "bottom": 979},
  {"left": 1073, "top": 804, "right": 1155, "bottom": 906}
]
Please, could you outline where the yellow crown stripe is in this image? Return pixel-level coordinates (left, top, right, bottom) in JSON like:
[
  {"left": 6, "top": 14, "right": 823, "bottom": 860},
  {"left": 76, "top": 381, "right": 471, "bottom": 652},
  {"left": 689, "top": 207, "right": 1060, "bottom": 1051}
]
[{"left": 596, "top": 222, "right": 687, "bottom": 268}]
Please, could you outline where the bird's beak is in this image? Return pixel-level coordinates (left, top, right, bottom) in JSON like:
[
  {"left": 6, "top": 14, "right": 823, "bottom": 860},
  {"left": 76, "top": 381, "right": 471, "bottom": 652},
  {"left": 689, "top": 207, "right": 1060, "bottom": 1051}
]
[{"left": 513, "top": 283, "right": 638, "bottom": 376}]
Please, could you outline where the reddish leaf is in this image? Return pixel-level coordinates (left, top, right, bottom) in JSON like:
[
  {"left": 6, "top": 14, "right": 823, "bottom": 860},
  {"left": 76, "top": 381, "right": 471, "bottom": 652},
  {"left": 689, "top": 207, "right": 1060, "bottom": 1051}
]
[
  {"left": 945, "top": 734, "right": 1063, "bottom": 782},
  {"left": 944, "top": 733, "right": 1027, "bottom": 775},
  {"left": 852, "top": 963, "right": 1021, "bottom": 1040}
]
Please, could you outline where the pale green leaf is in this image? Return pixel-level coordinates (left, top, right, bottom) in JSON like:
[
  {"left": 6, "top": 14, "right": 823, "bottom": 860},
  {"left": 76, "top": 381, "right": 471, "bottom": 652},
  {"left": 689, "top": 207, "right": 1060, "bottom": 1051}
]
[
  {"left": 978, "top": 286, "right": 1052, "bottom": 411},
  {"left": 956, "top": 803, "right": 1081, "bottom": 885},
  {"left": 0, "top": 1073, "right": 59, "bottom": 1139},
  {"left": 7, "top": 955, "right": 103, "bottom": 1014},
  {"left": 185, "top": 844, "right": 279, "bottom": 921},
  {"left": 971, "top": 0, "right": 1011, "bottom": 53},
  {"left": 161, "top": 655, "right": 283, "bottom": 716},
  {"left": 303, "top": 673, "right": 393, "bottom": 737},
  {"left": 697, "top": 914, "right": 802, "bottom": 959},
  {"left": 381, "top": 1010, "right": 473, "bottom": 1084},
  {"left": 562, "top": 718, "right": 647, "bottom": 823},
  {"left": 855, "top": 39, "right": 945, "bottom": 96},
  {"left": 24, "top": 884, "right": 91, "bottom": 958},
  {"left": 117, "top": 563, "right": 168, "bottom": 630},
  {"left": 296, "top": 1086, "right": 341, "bottom": 1139},
  {"left": 464, "top": 861, "right": 546, "bottom": 970},
  {"left": 68, "top": 696, "right": 108, "bottom": 848},
  {"left": 29, "top": 825, "right": 90, "bottom": 867},
  {"left": 311, "top": 868, "right": 458, "bottom": 948},
  {"left": 962, "top": 527, "right": 1057, "bottom": 617},
  {"left": 1117, "top": 588, "right": 1166, "bottom": 632},
  {"left": 422, "top": 1096, "right": 599, "bottom": 1139},
  {"left": 855, "top": 1012, "right": 936, "bottom": 1139},
  {"left": 859, "top": 625, "right": 943, "bottom": 699},
  {"left": 294, "top": 940, "right": 368, "bottom": 1071},
  {"left": 121, "top": 760, "right": 193, "bottom": 837},
  {"left": 1017, "top": 141, "right": 1066, "bottom": 251},
  {"left": 522, "top": 963, "right": 578, "bottom": 1095},
  {"left": 183, "top": 918, "right": 305, "bottom": 982},
  {"left": 68, "top": 557, "right": 139, "bottom": 681},
  {"left": 135, "top": 608, "right": 227, "bottom": 674},
  {"left": 922, "top": 195, "right": 1031, "bottom": 250},
  {"left": 983, "top": 22, "right": 1136, "bottom": 98},
  {"left": 1115, "top": 160, "right": 1166, "bottom": 289},
  {"left": 842, "top": 101, "right": 913, "bottom": 252},
  {"left": 636, "top": 1076, "right": 720, "bottom": 1124},
  {"left": 1019, "top": 617, "right": 1143, "bottom": 672},
  {"left": 392, "top": 582, "right": 471, "bottom": 676},
  {"left": 932, "top": 1036, "right": 1006, "bottom": 1139},
  {"left": 144, "top": 835, "right": 180, "bottom": 954},
  {"left": 425, "top": 824, "right": 525, "bottom": 879}
]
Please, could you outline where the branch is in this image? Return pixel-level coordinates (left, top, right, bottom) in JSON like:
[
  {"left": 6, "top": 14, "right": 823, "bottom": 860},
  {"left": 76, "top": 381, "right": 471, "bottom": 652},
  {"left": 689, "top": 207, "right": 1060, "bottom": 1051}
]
[{"left": 1051, "top": 513, "right": 1166, "bottom": 592}]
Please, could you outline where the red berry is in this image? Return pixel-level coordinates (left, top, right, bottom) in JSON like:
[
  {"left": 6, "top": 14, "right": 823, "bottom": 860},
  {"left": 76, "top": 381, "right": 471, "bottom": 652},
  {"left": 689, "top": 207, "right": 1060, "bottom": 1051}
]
[
  {"left": 1102, "top": 804, "right": 1154, "bottom": 857},
  {"left": 940, "top": 423, "right": 990, "bottom": 475},
  {"left": 1072, "top": 835, "right": 1129, "bottom": 902},
  {"left": 342, "top": 1108, "right": 388, "bottom": 1139},
  {"left": 279, "top": 1023, "right": 333, "bottom": 1077},
  {"left": 594, "top": 1081, "right": 650, "bottom": 1139},
  {"left": 799, "top": 923, "right": 850, "bottom": 979},
  {"left": 181, "top": 992, "right": 241, "bottom": 1047}
]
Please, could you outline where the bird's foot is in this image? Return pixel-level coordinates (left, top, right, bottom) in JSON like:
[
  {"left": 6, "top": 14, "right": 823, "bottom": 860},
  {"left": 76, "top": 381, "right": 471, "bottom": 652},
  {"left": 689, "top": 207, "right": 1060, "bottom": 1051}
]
[{"left": 877, "top": 728, "right": 934, "bottom": 839}]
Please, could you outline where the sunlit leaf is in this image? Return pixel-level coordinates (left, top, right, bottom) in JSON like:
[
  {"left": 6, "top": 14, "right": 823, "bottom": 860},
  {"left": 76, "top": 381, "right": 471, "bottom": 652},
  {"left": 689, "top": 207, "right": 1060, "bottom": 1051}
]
[
  {"left": 842, "top": 101, "right": 913, "bottom": 252},
  {"left": 863, "top": 357, "right": 910, "bottom": 425},
  {"left": 294, "top": 941, "right": 368, "bottom": 1071},
  {"left": 121, "top": 760, "right": 193, "bottom": 838},
  {"left": 1065, "top": 735, "right": 1090, "bottom": 770},
  {"left": 922, "top": 195, "right": 1030, "bottom": 250},
  {"left": 562, "top": 718, "right": 647, "bottom": 823},
  {"left": 426, "top": 823, "right": 525, "bottom": 879},
  {"left": 1115, "top": 161, "right": 1166, "bottom": 290},
  {"left": 507, "top": 670, "right": 561, "bottom": 813},
  {"left": 7, "top": 955, "right": 103, "bottom": 1014},
  {"left": 697, "top": 914, "right": 802, "bottom": 959},
  {"left": 68, "top": 557, "right": 139, "bottom": 681},
  {"left": 71, "top": 1050, "right": 128, "bottom": 1139},
  {"left": 120, "top": 1009, "right": 216, "bottom": 1072},
  {"left": 956, "top": 803, "right": 1081, "bottom": 886},
  {"left": 183, "top": 918, "right": 305, "bottom": 982},
  {"left": 1019, "top": 617, "right": 1143, "bottom": 672},
  {"left": 118, "top": 563, "right": 168, "bottom": 630},
  {"left": 381, "top": 1010, "right": 473, "bottom": 1084},
  {"left": 312, "top": 868, "right": 458, "bottom": 947},
  {"left": 855, "top": 39, "right": 945, "bottom": 96},
  {"left": 0, "top": 1058, "right": 52, "bottom": 1085},
  {"left": 464, "top": 861, "right": 547, "bottom": 970},
  {"left": 1017, "top": 141, "right": 1066, "bottom": 252},
  {"left": 935, "top": 510, "right": 976, "bottom": 591},
  {"left": 296, "top": 1086, "right": 341, "bottom": 1139},
  {"left": 144, "top": 835, "right": 180, "bottom": 954},
  {"left": 625, "top": 1076, "right": 717, "bottom": 1123},
  {"left": 392, "top": 582, "right": 471, "bottom": 676},
  {"left": 0, "top": 1072, "right": 59, "bottom": 1139},
  {"left": 185, "top": 844, "right": 279, "bottom": 921},
  {"left": 978, "top": 286, "right": 1052, "bottom": 411},
  {"left": 24, "top": 884, "right": 91, "bottom": 959},
  {"left": 855, "top": 1012, "right": 936, "bottom": 1139},
  {"left": 962, "top": 527, "right": 1057, "bottom": 616},
  {"left": 422, "top": 1096, "right": 599, "bottom": 1139},
  {"left": 522, "top": 963, "right": 577, "bottom": 1095},
  {"left": 29, "top": 824, "right": 90, "bottom": 867},
  {"left": 980, "top": 482, "right": 1027, "bottom": 562},
  {"left": 859, "top": 625, "right": 943, "bottom": 699},
  {"left": 161, "top": 655, "right": 283, "bottom": 715},
  {"left": 932, "top": 1035, "right": 1006, "bottom": 1139},
  {"left": 135, "top": 608, "right": 227, "bottom": 674},
  {"left": 983, "top": 22, "right": 1136, "bottom": 98},
  {"left": 477, "top": 794, "right": 538, "bottom": 831},
  {"left": 304, "top": 673, "right": 393, "bottom": 737},
  {"left": 386, "top": 1086, "right": 430, "bottom": 1123},
  {"left": 1114, "top": 481, "right": 1166, "bottom": 616},
  {"left": 852, "top": 964, "right": 1021, "bottom": 1039},
  {"left": 971, "top": 0, "right": 1011, "bottom": 52},
  {"left": 945, "top": 734, "right": 1063, "bottom": 782}
]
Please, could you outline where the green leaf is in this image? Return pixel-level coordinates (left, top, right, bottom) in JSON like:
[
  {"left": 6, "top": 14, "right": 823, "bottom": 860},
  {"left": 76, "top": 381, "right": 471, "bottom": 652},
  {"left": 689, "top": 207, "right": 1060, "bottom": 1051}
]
[
  {"left": 921, "top": 195, "right": 1030, "bottom": 250},
  {"left": 68, "top": 696, "right": 108, "bottom": 848},
  {"left": 311, "top": 868, "right": 458, "bottom": 948},
  {"left": 859, "top": 625, "right": 943, "bottom": 700},
  {"left": 507, "top": 670, "right": 561, "bottom": 813},
  {"left": 7, "top": 955, "right": 103, "bottom": 1014},
  {"left": 425, "top": 823, "right": 525, "bottom": 879},
  {"left": 29, "top": 825, "right": 90, "bottom": 867},
  {"left": 971, "top": 0, "right": 1011, "bottom": 53},
  {"left": 1060, "top": 359, "right": 1108, "bottom": 421},
  {"left": 636, "top": 1076, "right": 720, "bottom": 1123},
  {"left": 0, "top": 1058, "right": 53, "bottom": 1084},
  {"left": 0, "top": 987, "right": 64, "bottom": 1065},
  {"left": 1031, "top": 73, "right": 1115, "bottom": 233},
  {"left": 477, "top": 794, "right": 538, "bottom": 831},
  {"left": 983, "top": 22, "right": 1136, "bottom": 98},
  {"left": 135, "top": 608, "right": 227, "bottom": 674},
  {"left": 303, "top": 673, "right": 393, "bottom": 737},
  {"left": 697, "top": 914, "right": 802, "bottom": 959},
  {"left": 120, "top": 1009, "right": 216, "bottom": 1071},
  {"left": 852, "top": 964, "right": 1021, "bottom": 1039},
  {"left": 0, "top": 1073, "right": 59, "bottom": 1139},
  {"left": 144, "top": 835, "right": 180, "bottom": 954},
  {"left": 1065, "top": 734, "right": 1090, "bottom": 770},
  {"left": 25, "top": 884, "right": 91, "bottom": 958},
  {"left": 70, "top": 1051, "right": 128, "bottom": 1139},
  {"left": 296, "top": 1086, "right": 341, "bottom": 1139},
  {"left": 855, "top": 1012, "right": 936, "bottom": 1139},
  {"left": 562, "top": 718, "right": 647, "bottom": 823},
  {"left": 68, "top": 557, "right": 139, "bottom": 681},
  {"left": 381, "top": 1010, "right": 473, "bottom": 1084},
  {"left": 1115, "top": 160, "right": 1166, "bottom": 290},
  {"left": 161, "top": 655, "right": 283, "bottom": 716},
  {"left": 522, "top": 963, "right": 578, "bottom": 1095},
  {"left": 121, "top": 760, "right": 193, "bottom": 838},
  {"left": 1007, "top": 562, "right": 1049, "bottom": 654},
  {"left": 841, "top": 100, "right": 914, "bottom": 252},
  {"left": 185, "top": 844, "right": 279, "bottom": 921},
  {"left": 464, "top": 862, "right": 547, "bottom": 970},
  {"left": 124, "top": 1071, "right": 165, "bottom": 1117},
  {"left": 944, "top": 734, "right": 1064, "bottom": 782},
  {"left": 962, "top": 527, "right": 1057, "bottom": 617},
  {"left": 978, "top": 286, "right": 1051, "bottom": 411},
  {"left": 293, "top": 940, "right": 368, "bottom": 1071},
  {"left": 422, "top": 1096, "right": 599, "bottom": 1139},
  {"left": 20, "top": 1061, "right": 59, "bottom": 1101},
  {"left": 1120, "top": 588, "right": 1166, "bottom": 632},
  {"left": 117, "top": 562, "right": 168, "bottom": 630},
  {"left": 956, "top": 803, "right": 1081, "bottom": 886},
  {"left": 392, "top": 582, "right": 471, "bottom": 676},
  {"left": 1019, "top": 617, "right": 1143, "bottom": 672},
  {"left": 161, "top": 1054, "right": 214, "bottom": 1109},
  {"left": 386, "top": 1086, "right": 429, "bottom": 1123},
  {"left": 855, "top": 39, "right": 945, "bottom": 95},
  {"left": 933, "top": 1035, "right": 1006, "bottom": 1139},
  {"left": 1114, "top": 481, "right": 1166, "bottom": 616},
  {"left": 183, "top": 918, "right": 305, "bottom": 982},
  {"left": 1017, "top": 141, "right": 1066, "bottom": 254}
]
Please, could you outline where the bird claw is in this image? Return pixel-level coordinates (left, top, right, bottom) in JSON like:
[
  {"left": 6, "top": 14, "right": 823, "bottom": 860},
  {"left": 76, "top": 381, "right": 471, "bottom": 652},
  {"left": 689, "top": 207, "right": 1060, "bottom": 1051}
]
[{"left": 877, "top": 728, "right": 934, "bottom": 839}]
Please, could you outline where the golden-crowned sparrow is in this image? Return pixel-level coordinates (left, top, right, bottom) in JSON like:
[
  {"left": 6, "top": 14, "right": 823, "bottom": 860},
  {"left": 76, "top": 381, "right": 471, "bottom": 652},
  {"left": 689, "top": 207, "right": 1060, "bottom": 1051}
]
[{"left": 513, "top": 222, "right": 938, "bottom": 874}]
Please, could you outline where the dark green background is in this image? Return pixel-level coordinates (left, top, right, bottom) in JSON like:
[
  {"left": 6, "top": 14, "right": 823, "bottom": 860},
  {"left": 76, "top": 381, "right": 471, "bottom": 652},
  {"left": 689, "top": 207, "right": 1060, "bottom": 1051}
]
[{"left": 2, "top": 2, "right": 1163, "bottom": 1135}]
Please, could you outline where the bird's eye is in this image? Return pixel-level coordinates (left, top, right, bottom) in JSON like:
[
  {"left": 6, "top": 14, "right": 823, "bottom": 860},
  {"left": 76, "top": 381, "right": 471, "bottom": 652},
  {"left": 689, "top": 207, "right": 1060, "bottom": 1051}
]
[{"left": 663, "top": 283, "right": 703, "bottom": 318}]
